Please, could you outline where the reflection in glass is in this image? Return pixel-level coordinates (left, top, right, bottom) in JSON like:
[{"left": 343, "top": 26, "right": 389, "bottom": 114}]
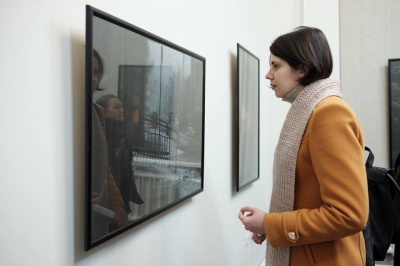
[
  {"left": 389, "top": 59, "right": 400, "bottom": 167},
  {"left": 87, "top": 7, "right": 204, "bottom": 248}
]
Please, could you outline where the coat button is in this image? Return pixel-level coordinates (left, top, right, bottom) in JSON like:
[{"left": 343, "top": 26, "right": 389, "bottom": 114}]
[{"left": 288, "top": 232, "right": 296, "bottom": 240}]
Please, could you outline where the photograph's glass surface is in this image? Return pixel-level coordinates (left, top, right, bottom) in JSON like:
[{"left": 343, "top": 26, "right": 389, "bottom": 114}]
[
  {"left": 236, "top": 44, "right": 260, "bottom": 191},
  {"left": 86, "top": 6, "right": 205, "bottom": 250},
  {"left": 389, "top": 59, "right": 400, "bottom": 168}
]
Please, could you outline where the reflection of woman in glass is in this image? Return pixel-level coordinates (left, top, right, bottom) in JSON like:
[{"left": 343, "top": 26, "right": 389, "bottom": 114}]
[
  {"left": 91, "top": 50, "right": 127, "bottom": 240},
  {"left": 96, "top": 94, "right": 144, "bottom": 216}
]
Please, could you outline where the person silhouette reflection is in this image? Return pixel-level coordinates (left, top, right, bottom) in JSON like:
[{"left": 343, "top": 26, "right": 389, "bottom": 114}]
[
  {"left": 91, "top": 49, "right": 127, "bottom": 240},
  {"left": 96, "top": 94, "right": 144, "bottom": 216}
]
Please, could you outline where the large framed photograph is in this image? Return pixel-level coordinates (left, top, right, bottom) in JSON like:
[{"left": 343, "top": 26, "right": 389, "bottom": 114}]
[
  {"left": 236, "top": 44, "right": 260, "bottom": 191},
  {"left": 389, "top": 58, "right": 400, "bottom": 168},
  {"left": 85, "top": 5, "right": 205, "bottom": 250}
]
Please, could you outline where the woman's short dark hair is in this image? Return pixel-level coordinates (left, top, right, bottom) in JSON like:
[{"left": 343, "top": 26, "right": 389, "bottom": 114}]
[
  {"left": 270, "top": 26, "right": 333, "bottom": 86},
  {"left": 96, "top": 94, "right": 117, "bottom": 111}
]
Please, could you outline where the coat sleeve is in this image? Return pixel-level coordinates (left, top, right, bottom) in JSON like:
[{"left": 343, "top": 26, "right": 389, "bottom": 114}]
[{"left": 264, "top": 99, "right": 369, "bottom": 248}]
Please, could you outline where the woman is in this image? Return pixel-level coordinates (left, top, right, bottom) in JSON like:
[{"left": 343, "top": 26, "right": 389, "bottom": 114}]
[
  {"left": 238, "top": 27, "right": 368, "bottom": 265},
  {"left": 96, "top": 94, "right": 144, "bottom": 213},
  {"left": 91, "top": 50, "right": 128, "bottom": 240}
]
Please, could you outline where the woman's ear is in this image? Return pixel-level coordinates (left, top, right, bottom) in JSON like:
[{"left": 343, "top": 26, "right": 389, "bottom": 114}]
[{"left": 299, "top": 65, "right": 309, "bottom": 78}]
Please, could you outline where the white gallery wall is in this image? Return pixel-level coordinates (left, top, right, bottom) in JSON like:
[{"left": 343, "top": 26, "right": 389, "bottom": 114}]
[
  {"left": 303, "top": 0, "right": 340, "bottom": 80},
  {"left": 0, "top": 1, "right": 338, "bottom": 265},
  {"left": 340, "top": 0, "right": 400, "bottom": 167}
]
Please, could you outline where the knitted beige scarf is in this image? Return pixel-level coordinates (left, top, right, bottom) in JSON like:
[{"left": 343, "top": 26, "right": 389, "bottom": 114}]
[{"left": 266, "top": 79, "right": 342, "bottom": 266}]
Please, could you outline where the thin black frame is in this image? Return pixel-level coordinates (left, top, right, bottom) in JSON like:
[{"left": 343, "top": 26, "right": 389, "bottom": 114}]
[
  {"left": 236, "top": 43, "right": 260, "bottom": 191},
  {"left": 388, "top": 58, "right": 400, "bottom": 168},
  {"left": 85, "top": 5, "right": 206, "bottom": 250}
]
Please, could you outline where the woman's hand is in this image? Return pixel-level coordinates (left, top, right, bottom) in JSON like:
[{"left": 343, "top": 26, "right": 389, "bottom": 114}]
[
  {"left": 91, "top": 192, "right": 101, "bottom": 204},
  {"left": 110, "top": 206, "right": 128, "bottom": 227},
  {"left": 238, "top": 206, "right": 266, "bottom": 235},
  {"left": 251, "top": 233, "right": 266, "bottom": 245}
]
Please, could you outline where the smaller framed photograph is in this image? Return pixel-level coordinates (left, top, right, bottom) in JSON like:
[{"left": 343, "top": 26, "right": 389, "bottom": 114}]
[
  {"left": 388, "top": 58, "right": 400, "bottom": 168},
  {"left": 236, "top": 43, "right": 260, "bottom": 191}
]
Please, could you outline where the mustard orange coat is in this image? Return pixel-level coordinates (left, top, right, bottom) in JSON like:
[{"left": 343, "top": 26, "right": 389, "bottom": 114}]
[{"left": 264, "top": 97, "right": 369, "bottom": 266}]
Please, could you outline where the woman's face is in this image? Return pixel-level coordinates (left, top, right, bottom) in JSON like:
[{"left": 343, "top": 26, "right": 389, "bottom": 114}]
[
  {"left": 265, "top": 54, "right": 303, "bottom": 98},
  {"left": 92, "top": 56, "right": 100, "bottom": 93},
  {"left": 105, "top": 97, "right": 124, "bottom": 121}
]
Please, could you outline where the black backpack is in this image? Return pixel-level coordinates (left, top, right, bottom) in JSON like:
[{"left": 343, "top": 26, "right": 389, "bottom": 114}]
[{"left": 363, "top": 146, "right": 400, "bottom": 265}]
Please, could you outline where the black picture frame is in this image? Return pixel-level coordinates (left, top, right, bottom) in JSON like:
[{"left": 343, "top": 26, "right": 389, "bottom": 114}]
[
  {"left": 85, "top": 5, "right": 205, "bottom": 250},
  {"left": 236, "top": 44, "right": 260, "bottom": 191},
  {"left": 389, "top": 58, "right": 400, "bottom": 168}
]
